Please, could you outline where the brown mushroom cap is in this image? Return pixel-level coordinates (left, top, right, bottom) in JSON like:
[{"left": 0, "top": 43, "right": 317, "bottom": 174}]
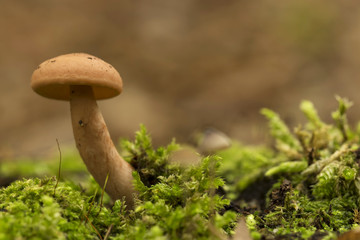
[{"left": 31, "top": 53, "right": 123, "bottom": 100}]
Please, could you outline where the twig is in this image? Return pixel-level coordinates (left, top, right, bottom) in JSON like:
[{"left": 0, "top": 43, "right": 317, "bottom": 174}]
[
  {"left": 103, "top": 224, "right": 114, "bottom": 240},
  {"left": 302, "top": 143, "right": 349, "bottom": 175},
  {"left": 208, "top": 222, "right": 228, "bottom": 240},
  {"left": 53, "top": 138, "right": 62, "bottom": 196},
  {"left": 84, "top": 188, "right": 99, "bottom": 224},
  {"left": 232, "top": 218, "right": 253, "bottom": 240},
  {"left": 84, "top": 214, "right": 103, "bottom": 240}
]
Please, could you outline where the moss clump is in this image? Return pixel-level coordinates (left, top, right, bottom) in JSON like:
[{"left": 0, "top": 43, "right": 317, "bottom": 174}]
[
  {"left": 0, "top": 126, "right": 236, "bottom": 239},
  {"left": 0, "top": 177, "right": 119, "bottom": 239},
  {"left": 217, "top": 96, "right": 360, "bottom": 239},
  {"left": 217, "top": 142, "right": 276, "bottom": 201},
  {"left": 2, "top": 97, "right": 360, "bottom": 239},
  {"left": 119, "top": 125, "right": 237, "bottom": 239}
]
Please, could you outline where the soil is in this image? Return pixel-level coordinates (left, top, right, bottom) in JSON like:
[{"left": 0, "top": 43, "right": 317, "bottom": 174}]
[
  {"left": 0, "top": 176, "right": 17, "bottom": 188},
  {"left": 2, "top": 1, "right": 360, "bottom": 159},
  {"left": 267, "top": 179, "right": 292, "bottom": 212}
]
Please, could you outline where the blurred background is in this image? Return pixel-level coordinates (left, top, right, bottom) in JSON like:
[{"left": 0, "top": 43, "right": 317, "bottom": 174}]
[{"left": 1, "top": 0, "right": 360, "bottom": 158}]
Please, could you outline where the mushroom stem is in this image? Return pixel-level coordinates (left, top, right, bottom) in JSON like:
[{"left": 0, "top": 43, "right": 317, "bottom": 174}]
[{"left": 69, "top": 85, "right": 135, "bottom": 208}]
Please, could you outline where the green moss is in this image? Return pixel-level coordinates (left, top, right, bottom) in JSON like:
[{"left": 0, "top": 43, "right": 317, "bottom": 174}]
[
  {"left": 0, "top": 178, "right": 104, "bottom": 239},
  {"left": 2, "top": 97, "right": 360, "bottom": 239},
  {"left": 0, "top": 126, "right": 236, "bottom": 240},
  {"left": 217, "top": 142, "right": 276, "bottom": 200},
  {"left": 120, "top": 125, "right": 236, "bottom": 239},
  {"left": 240, "top": 97, "right": 360, "bottom": 239}
]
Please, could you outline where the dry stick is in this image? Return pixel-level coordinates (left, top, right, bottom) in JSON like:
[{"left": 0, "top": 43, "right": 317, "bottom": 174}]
[
  {"left": 103, "top": 224, "right": 114, "bottom": 240},
  {"left": 207, "top": 224, "right": 228, "bottom": 240},
  {"left": 53, "top": 138, "right": 62, "bottom": 196},
  {"left": 84, "top": 188, "right": 99, "bottom": 224},
  {"left": 87, "top": 172, "right": 110, "bottom": 222},
  {"left": 84, "top": 214, "right": 103, "bottom": 240}
]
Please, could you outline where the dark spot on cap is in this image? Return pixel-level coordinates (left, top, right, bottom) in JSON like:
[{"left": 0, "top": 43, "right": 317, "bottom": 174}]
[{"left": 50, "top": 60, "right": 56, "bottom": 63}]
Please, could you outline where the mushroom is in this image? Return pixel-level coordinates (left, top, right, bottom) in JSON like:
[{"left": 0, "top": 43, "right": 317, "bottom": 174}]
[{"left": 31, "top": 53, "right": 136, "bottom": 208}]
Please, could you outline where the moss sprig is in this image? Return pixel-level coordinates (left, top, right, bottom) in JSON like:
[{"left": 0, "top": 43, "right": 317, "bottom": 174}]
[{"left": 244, "top": 97, "right": 360, "bottom": 239}]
